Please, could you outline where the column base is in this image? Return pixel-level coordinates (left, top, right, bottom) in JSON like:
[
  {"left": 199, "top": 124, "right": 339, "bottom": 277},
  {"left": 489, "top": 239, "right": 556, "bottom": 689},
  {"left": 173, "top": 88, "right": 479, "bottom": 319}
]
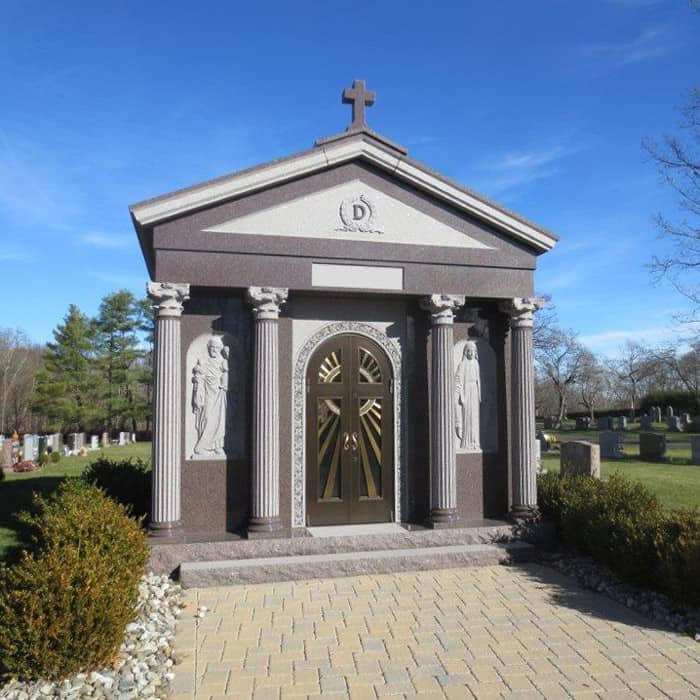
[
  {"left": 509, "top": 505, "right": 540, "bottom": 523},
  {"left": 148, "top": 520, "right": 183, "bottom": 539},
  {"left": 247, "top": 516, "right": 284, "bottom": 539},
  {"left": 427, "top": 508, "right": 461, "bottom": 529}
]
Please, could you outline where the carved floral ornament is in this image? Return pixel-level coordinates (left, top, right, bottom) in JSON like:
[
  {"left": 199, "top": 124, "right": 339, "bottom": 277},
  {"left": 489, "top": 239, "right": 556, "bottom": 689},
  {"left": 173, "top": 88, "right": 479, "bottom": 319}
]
[
  {"left": 420, "top": 295, "right": 466, "bottom": 324},
  {"left": 146, "top": 281, "right": 190, "bottom": 317},
  {"left": 246, "top": 287, "right": 288, "bottom": 320},
  {"left": 499, "top": 297, "right": 545, "bottom": 328}
]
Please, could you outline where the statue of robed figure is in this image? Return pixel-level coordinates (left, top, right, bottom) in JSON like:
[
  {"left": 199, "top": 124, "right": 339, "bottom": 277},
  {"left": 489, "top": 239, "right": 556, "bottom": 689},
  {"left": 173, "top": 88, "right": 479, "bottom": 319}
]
[
  {"left": 191, "top": 336, "right": 229, "bottom": 457},
  {"left": 455, "top": 340, "right": 481, "bottom": 452}
]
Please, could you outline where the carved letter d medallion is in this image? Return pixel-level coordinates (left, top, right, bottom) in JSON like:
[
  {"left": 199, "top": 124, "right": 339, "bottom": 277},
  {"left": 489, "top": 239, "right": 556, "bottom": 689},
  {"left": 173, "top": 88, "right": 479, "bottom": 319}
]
[{"left": 337, "top": 195, "right": 383, "bottom": 234}]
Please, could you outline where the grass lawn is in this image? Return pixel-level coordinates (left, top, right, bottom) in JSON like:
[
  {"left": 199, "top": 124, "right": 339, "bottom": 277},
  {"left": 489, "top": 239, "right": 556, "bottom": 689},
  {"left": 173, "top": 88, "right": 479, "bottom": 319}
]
[
  {"left": 541, "top": 446, "right": 700, "bottom": 511},
  {"left": 0, "top": 442, "right": 151, "bottom": 561},
  {"left": 538, "top": 419, "right": 700, "bottom": 510}
]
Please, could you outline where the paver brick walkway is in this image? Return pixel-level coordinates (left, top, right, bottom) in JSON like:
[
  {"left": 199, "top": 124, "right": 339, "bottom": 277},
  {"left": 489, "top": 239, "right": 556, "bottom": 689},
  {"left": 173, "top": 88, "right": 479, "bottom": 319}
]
[{"left": 169, "top": 563, "right": 700, "bottom": 699}]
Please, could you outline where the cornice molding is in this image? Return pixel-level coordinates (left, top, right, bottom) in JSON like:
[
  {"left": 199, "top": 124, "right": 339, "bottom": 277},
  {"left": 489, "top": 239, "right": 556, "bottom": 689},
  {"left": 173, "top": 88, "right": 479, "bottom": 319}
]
[{"left": 130, "top": 137, "right": 559, "bottom": 254}]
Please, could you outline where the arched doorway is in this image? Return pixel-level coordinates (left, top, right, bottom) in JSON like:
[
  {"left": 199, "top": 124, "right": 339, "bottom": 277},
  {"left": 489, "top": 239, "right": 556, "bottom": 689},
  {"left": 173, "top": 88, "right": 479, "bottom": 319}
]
[{"left": 305, "top": 333, "right": 394, "bottom": 526}]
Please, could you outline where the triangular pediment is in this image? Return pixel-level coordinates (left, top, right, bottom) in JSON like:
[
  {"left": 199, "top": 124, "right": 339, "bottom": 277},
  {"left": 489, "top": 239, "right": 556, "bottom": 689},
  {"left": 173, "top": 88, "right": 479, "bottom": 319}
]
[{"left": 204, "top": 180, "right": 493, "bottom": 250}]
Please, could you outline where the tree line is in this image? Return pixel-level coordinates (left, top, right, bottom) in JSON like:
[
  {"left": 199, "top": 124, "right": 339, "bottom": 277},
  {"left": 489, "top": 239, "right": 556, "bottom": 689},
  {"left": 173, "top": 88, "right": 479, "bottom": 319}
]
[
  {"left": 534, "top": 302, "right": 700, "bottom": 426},
  {"left": 0, "top": 290, "right": 153, "bottom": 436}
]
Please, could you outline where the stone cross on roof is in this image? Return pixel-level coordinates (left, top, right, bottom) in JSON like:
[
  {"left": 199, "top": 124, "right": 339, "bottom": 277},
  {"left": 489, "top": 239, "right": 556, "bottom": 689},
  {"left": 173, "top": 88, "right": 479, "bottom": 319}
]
[{"left": 342, "top": 79, "right": 376, "bottom": 130}]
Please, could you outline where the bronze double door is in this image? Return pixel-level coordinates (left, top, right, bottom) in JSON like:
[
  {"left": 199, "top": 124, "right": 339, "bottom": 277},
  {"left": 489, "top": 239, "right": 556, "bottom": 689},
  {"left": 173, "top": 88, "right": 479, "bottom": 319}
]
[{"left": 306, "top": 334, "right": 394, "bottom": 526}]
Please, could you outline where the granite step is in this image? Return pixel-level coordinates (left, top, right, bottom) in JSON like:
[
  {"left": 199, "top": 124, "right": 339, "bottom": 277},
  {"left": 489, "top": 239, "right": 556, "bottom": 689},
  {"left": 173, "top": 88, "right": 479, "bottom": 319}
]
[
  {"left": 178, "top": 541, "right": 535, "bottom": 587},
  {"left": 150, "top": 520, "right": 554, "bottom": 576}
]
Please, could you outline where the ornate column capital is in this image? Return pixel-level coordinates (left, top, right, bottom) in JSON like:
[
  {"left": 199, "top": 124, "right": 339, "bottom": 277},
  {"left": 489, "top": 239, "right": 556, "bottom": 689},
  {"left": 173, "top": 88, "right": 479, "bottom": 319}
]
[
  {"left": 420, "top": 294, "right": 466, "bottom": 325},
  {"left": 247, "top": 287, "right": 288, "bottom": 320},
  {"left": 147, "top": 282, "right": 190, "bottom": 318},
  {"left": 499, "top": 297, "right": 545, "bottom": 329}
]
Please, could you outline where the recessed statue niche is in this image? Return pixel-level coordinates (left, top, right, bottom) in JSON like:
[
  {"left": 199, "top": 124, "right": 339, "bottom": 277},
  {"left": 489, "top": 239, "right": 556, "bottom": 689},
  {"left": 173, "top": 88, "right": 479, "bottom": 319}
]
[
  {"left": 185, "top": 333, "right": 245, "bottom": 460},
  {"left": 453, "top": 336, "right": 498, "bottom": 454}
]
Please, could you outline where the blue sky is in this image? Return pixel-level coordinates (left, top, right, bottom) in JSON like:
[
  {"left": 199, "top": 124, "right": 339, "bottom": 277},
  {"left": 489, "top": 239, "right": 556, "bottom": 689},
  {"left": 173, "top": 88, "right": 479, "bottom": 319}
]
[{"left": 1, "top": 0, "right": 698, "bottom": 356}]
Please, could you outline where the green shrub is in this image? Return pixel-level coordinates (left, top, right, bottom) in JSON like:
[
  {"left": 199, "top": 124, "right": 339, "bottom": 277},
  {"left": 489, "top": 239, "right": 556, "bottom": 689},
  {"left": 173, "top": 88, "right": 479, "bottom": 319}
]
[
  {"left": 0, "top": 480, "right": 149, "bottom": 680},
  {"left": 39, "top": 451, "right": 50, "bottom": 466},
  {"left": 50, "top": 451, "right": 61, "bottom": 463},
  {"left": 538, "top": 472, "right": 700, "bottom": 605},
  {"left": 82, "top": 457, "right": 151, "bottom": 521}
]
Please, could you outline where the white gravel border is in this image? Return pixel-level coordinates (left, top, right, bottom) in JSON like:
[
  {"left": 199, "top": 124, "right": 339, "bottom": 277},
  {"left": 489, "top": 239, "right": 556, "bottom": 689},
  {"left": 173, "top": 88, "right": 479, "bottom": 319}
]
[{"left": 0, "top": 573, "right": 183, "bottom": 699}]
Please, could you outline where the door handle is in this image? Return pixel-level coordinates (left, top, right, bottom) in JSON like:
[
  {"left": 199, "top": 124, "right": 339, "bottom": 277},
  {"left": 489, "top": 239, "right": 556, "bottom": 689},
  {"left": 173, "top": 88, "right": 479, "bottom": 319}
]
[
  {"left": 343, "top": 432, "right": 351, "bottom": 451},
  {"left": 350, "top": 432, "right": 359, "bottom": 452}
]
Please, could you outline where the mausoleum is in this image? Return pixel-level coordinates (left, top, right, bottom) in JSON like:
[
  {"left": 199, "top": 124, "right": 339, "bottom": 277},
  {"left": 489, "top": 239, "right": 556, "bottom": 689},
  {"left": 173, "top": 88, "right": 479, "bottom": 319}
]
[{"left": 130, "top": 80, "right": 557, "bottom": 541}]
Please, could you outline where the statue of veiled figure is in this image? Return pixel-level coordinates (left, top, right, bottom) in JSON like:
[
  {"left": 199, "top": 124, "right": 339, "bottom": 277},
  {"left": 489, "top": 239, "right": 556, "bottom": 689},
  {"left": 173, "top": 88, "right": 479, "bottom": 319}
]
[
  {"left": 455, "top": 340, "right": 481, "bottom": 452},
  {"left": 191, "top": 336, "right": 229, "bottom": 457}
]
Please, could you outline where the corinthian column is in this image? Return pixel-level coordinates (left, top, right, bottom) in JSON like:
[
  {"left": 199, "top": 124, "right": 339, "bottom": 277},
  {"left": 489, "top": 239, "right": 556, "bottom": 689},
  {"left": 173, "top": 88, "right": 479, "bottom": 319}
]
[
  {"left": 147, "top": 281, "right": 190, "bottom": 537},
  {"left": 421, "top": 294, "right": 465, "bottom": 526},
  {"left": 246, "top": 287, "right": 288, "bottom": 533},
  {"left": 500, "top": 297, "right": 544, "bottom": 519}
]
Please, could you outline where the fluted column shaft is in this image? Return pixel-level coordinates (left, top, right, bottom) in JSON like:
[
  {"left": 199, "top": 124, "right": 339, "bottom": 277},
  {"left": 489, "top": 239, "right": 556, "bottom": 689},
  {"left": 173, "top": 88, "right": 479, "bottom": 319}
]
[
  {"left": 147, "top": 282, "right": 190, "bottom": 537},
  {"left": 501, "top": 297, "right": 543, "bottom": 518},
  {"left": 247, "top": 287, "right": 288, "bottom": 533},
  {"left": 421, "top": 294, "right": 465, "bottom": 526}
]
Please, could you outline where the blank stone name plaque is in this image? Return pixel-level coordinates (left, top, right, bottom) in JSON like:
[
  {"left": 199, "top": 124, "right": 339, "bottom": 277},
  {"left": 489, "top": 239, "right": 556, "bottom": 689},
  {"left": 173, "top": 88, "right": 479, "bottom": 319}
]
[{"left": 311, "top": 263, "right": 404, "bottom": 290}]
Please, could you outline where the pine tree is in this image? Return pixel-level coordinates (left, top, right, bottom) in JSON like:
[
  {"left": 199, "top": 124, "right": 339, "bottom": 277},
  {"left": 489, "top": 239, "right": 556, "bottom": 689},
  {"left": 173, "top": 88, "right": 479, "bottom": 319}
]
[
  {"left": 32, "top": 305, "right": 99, "bottom": 431},
  {"left": 94, "top": 290, "right": 141, "bottom": 433},
  {"left": 134, "top": 297, "right": 155, "bottom": 432}
]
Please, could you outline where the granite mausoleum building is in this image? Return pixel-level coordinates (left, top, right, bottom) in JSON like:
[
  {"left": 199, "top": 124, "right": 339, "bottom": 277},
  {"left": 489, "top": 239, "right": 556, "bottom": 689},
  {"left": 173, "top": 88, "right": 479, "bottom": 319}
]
[{"left": 131, "top": 81, "right": 557, "bottom": 542}]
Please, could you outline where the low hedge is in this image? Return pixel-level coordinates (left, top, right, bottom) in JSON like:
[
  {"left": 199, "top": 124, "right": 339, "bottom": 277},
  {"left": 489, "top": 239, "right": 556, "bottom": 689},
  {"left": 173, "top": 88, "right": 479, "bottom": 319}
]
[
  {"left": 538, "top": 472, "right": 700, "bottom": 606},
  {"left": 82, "top": 457, "right": 151, "bottom": 521},
  {"left": 0, "top": 480, "right": 149, "bottom": 680}
]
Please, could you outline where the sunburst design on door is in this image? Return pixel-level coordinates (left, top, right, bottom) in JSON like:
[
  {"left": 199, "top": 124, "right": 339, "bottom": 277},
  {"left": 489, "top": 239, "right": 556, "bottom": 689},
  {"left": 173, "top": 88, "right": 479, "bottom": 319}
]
[
  {"left": 359, "top": 347, "right": 382, "bottom": 383},
  {"left": 318, "top": 351, "right": 342, "bottom": 383},
  {"left": 358, "top": 397, "right": 382, "bottom": 498},
  {"left": 317, "top": 398, "right": 342, "bottom": 500}
]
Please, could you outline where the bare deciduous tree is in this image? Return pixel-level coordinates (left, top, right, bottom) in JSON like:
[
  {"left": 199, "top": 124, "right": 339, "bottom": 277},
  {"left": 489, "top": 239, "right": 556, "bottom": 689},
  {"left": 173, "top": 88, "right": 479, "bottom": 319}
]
[
  {"left": 608, "top": 341, "right": 655, "bottom": 418},
  {"left": 646, "top": 88, "right": 700, "bottom": 319},
  {"left": 578, "top": 349, "right": 606, "bottom": 420},
  {"left": 0, "top": 328, "right": 42, "bottom": 434},
  {"left": 536, "top": 327, "right": 584, "bottom": 427}
]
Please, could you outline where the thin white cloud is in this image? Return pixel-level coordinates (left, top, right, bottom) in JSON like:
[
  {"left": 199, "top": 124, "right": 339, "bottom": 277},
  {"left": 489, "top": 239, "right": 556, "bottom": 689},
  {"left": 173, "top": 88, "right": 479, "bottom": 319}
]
[
  {"left": 579, "top": 326, "right": 689, "bottom": 357},
  {"left": 0, "top": 250, "right": 35, "bottom": 263},
  {"left": 89, "top": 271, "right": 147, "bottom": 289},
  {"left": 471, "top": 143, "right": 582, "bottom": 197},
  {"left": 0, "top": 128, "right": 83, "bottom": 231},
  {"left": 81, "top": 232, "right": 133, "bottom": 249},
  {"left": 579, "top": 25, "right": 675, "bottom": 69}
]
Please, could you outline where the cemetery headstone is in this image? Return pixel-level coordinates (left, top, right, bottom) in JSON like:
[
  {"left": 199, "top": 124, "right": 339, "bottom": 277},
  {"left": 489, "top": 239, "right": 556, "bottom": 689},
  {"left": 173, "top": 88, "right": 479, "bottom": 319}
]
[
  {"left": 131, "top": 432, "right": 136, "bottom": 443},
  {"left": 102, "top": 432, "right": 110, "bottom": 448},
  {"left": 78, "top": 432, "right": 86, "bottom": 449},
  {"left": 535, "top": 439, "right": 542, "bottom": 473},
  {"left": 640, "top": 415, "right": 653, "bottom": 430},
  {"left": 560, "top": 440, "right": 600, "bottom": 478},
  {"left": 599, "top": 431, "right": 623, "bottom": 459},
  {"left": 118, "top": 432, "right": 126, "bottom": 446},
  {"left": 640, "top": 432, "right": 667, "bottom": 461},
  {"left": 691, "top": 436, "right": 700, "bottom": 465},
  {"left": 666, "top": 406, "right": 674, "bottom": 418},
  {"left": 596, "top": 416, "right": 609, "bottom": 431},
  {"left": 667, "top": 416, "right": 683, "bottom": 433},
  {"left": 90, "top": 435, "right": 99, "bottom": 450},
  {"left": 575, "top": 417, "right": 590, "bottom": 431},
  {"left": 38, "top": 435, "right": 48, "bottom": 458},
  {"left": 1, "top": 440, "right": 12, "bottom": 468},
  {"left": 616, "top": 416, "right": 627, "bottom": 431},
  {"left": 25, "top": 434, "right": 39, "bottom": 461},
  {"left": 691, "top": 417, "right": 700, "bottom": 433},
  {"left": 681, "top": 412, "right": 691, "bottom": 426},
  {"left": 652, "top": 406, "right": 662, "bottom": 423}
]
